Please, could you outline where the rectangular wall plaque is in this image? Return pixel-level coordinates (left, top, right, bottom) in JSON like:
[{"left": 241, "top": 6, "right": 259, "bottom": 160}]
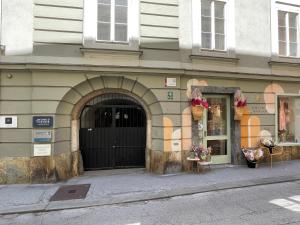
[
  {"left": 32, "top": 116, "right": 53, "bottom": 128},
  {"left": 0, "top": 116, "right": 17, "bottom": 128},
  {"left": 34, "top": 144, "right": 51, "bottom": 157},
  {"left": 165, "top": 78, "right": 177, "bottom": 87},
  {"left": 33, "top": 130, "right": 52, "bottom": 142}
]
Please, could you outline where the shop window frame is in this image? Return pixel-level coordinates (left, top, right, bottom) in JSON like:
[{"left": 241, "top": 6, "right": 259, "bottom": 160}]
[{"left": 275, "top": 93, "right": 300, "bottom": 146}]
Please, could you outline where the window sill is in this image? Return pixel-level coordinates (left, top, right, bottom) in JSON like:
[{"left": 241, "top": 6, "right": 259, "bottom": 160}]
[
  {"left": 269, "top": 56, "right": 300, "bottom": 66},
  {"left": 191, "top": 48, "right": 237, "bottom": 62},
  {"left": 80, "top": 47, "right": 143, "bottom": 56},
  {"left": 83, "top": 39, "right": 139, "bottom": 52},
  {"left": 190, "top": 54, "right": 239, "bottom": 63}
]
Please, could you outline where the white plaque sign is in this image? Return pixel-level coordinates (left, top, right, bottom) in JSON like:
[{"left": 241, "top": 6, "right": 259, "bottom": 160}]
[
  {"left": 34, "top": 144, "right": 51, "bottom": 156},
  {"left": 0, "top": 116, "right": 17, "bottom": 128},
  {"left": 165, "top": 78, "right": 177, "bottom": 87},
  {"left": 33, "top": 130, "right": 52, "bottom": 142}
]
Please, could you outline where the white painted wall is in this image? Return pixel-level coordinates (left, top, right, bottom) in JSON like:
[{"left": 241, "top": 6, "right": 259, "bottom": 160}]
[
  {"left": 2, "top": 0, "right": 33, "bottom": 55},
  {"left": 235, "top": 0, "right": 271, "bottom": 57}
]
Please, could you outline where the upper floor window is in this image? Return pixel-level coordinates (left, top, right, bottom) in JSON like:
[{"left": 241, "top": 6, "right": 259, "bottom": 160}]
[
  {"left": 278, "top": 11, "right": 298, "bottom": 57},
  {"left": 272, "top": 0, "right": 300, "bottom": 58},
  {"left": 201, "top": 0, "right": 225, "bottom": 50},
  {"left": 192, "top": 0, "right": 235, "bottom": 55},
  {"left": 83, "top": 0, "right": 139, "bottom": 50},
  {"left": 97, "top": 0, "right": 128, "bottom": 42}
]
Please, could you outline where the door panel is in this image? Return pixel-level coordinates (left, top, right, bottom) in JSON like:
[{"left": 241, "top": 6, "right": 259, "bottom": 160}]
[
  {"left": 80, "top": 103, "right": 146, "bottom": 170},
  {"left": 204, "top": 95, "right": 231, "bottom": 164}
]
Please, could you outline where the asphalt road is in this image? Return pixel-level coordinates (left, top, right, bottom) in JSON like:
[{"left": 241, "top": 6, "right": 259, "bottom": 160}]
[{"left": 0, "top": 181, "right": 299, "bottom": 225}]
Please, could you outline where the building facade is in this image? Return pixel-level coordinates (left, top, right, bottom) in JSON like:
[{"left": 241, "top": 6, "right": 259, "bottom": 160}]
[{"left": 0, "top": 0, "right": 300, "bottom": 183}]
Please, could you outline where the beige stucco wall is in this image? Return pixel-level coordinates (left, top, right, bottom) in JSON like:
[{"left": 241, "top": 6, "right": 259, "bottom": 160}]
[{"left": 1, "top": 69, "right": 300, "bottom": 183}]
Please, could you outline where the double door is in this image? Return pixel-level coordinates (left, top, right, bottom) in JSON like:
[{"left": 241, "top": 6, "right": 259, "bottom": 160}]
[{"left": 80, "top": 105, "right": 146, "bottom": 170}]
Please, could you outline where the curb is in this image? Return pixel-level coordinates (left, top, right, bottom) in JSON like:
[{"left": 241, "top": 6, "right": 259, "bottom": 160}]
[{"left": 0, "top": 175, "right": 299, "bottom": 216}]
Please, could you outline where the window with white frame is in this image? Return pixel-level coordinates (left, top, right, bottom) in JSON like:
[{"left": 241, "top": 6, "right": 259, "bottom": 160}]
[
  {"left": 277, "top": 95, "right": 300, "bottom": 144},
  {"left": 278, "top": 11, "right": 298, "bottom": 56},
  {"left": 272, "top": 0, "right": 300, "bottom": 58},
  {"left": 97, "top": 0, "right": 128, "bottom": 42},
  {"left": 192, "top": 0, "right": 235, "bottom": 54},
  {"left": 201, "top": 0, "right": 225, "bottom": 50},
  {"left": 83, "top": 0, "right": 139, "bottom": 50}
]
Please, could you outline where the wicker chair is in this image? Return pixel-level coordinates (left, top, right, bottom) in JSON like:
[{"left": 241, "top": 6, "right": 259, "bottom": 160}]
[{"left": 263, "top": 146, "right": 284, "bottom": 168}]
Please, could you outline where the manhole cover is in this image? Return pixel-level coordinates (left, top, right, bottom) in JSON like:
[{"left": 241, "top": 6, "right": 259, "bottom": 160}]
[{"left": 50, "top": 184, "right": 91, "bottom": 201}]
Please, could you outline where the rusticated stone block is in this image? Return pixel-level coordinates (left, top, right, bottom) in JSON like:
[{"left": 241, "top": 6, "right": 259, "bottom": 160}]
[
  {"left": 29, "top": 157, "right": 56, "bottom": 183},
  {"left": 71, "top": 150, "right": 84, "bottom": 176},
  {"left": 282, "top": 147, "right": 292, "bottom": 161},
  {"left": 0, "top": 160, "right": 6, "bottom": 184},
  {"left": 150, "top": 150, "right": 164, "bottom": 174},
  {"left": 164, "top": 151, "right": 182, "bottom": 173},
  {"left": 6, "top": 158, "right": 30, "bottom": 184},
  {"left": 0, "top": 158, "right": 31, "bottom": 184},
  {"left": 291, "top": 146, "right": 300, "bottom": 159},
  {"left": 181, "top": 150, "right": 192, "bottom": 171},
  {"left": 54, "top": 152, "right": 72, "bottom": 180}
]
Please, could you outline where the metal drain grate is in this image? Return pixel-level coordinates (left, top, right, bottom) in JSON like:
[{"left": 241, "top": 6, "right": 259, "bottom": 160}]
[{"left": 50, "top": 184, "right": 91, "bottom": 201}]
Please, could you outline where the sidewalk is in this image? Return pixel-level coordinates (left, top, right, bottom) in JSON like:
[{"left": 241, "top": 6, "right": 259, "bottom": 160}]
[{"left": 0, "top": 160, "right": 299, "bottom": 215}]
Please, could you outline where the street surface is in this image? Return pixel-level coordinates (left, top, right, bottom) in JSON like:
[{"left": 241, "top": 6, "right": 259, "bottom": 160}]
[{"left": 0, "top": 181, "right": 299, "bottom": 225}]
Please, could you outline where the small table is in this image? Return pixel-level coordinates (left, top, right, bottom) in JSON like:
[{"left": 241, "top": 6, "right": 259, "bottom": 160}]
[
  {"left": 187, "top": 157, "right": 200, "bottom": 172},
  {"left": 187, "top": 157, "right": 212, "bottom": 172}
]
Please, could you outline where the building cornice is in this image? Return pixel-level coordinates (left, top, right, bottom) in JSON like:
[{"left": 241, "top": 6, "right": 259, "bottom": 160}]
[{"left": 0, "top": 61, "right": 300, "bottom": 82}]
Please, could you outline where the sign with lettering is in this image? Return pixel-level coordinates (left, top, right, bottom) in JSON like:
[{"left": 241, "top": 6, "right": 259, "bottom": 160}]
[
  {"left": 32, "top": 116, "right": 53, "bottom": 128},
  {"left": 0, "top": 116, "right": 17, "bottom": 128},
  {"left": 33, "top": 130, "right": 52, "bottom": 142},
  {"left": 34, "top": 144, "right": 51, "bottom": 157}
]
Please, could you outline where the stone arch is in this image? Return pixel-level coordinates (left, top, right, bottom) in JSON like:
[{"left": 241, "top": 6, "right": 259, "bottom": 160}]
[{"left": 55, "top": 75, "right": 163, "bottom": 176}]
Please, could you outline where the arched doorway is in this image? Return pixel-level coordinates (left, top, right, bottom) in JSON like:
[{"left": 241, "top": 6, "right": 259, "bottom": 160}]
[{"left": 79, "top": 93, "right": 146, "bottom": 170}]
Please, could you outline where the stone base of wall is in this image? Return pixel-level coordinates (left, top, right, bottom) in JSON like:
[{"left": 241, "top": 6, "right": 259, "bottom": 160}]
[
  {"left": 0, "top": 151, "right": 83, "bottom": 184},
  {"left": 1, "top": 147, "right": 299, "bottom": 184},
  {"left": 149, "top": 150, "right": 164, "bottom": 174},
  {"left": 241, "top": 146, "right": 300, "bottom": 164},
  {"left": 149, "top": 150, "right": 182, "bottom": 174}
]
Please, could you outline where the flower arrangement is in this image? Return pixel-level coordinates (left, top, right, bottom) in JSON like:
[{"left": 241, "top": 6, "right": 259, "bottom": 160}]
[
  {"left": 234, "top": 90, "right": 247, "bottom": 120},
  {"left": 241, "top": 147, "right": 264, "bottom": 168},
  {"left": 191, "top": 88, "right": 209, "bottom": 121},
  {"left": 260, "top": 137, "right": 275, "bottom": 154},
  {"left": 188, "top": 145, "right": 212, "bottom": 162},
  {"left": 260, "top": 137, "right": 275, "bottom": 147},
  {"left": 191, "top": 98, "right": 209, "bottom": 109}
]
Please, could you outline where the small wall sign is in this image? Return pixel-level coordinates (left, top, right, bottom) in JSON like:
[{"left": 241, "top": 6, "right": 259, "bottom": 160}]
[
  {"left": 34, "top": 144, "right": 51, "bottom": 156},
  {"left": 33, "top": 130, "right": 52, "bottom": 142},
  {"left": 32, "top": 116, "right": 53, "bottom": 128},
  {"left": 0, "top": 116, "right": 17, "bottom": 128},
  {"left": 167, "top": 91, "right": 174, "bottom": 100},
  {"left": 165, "top": 78, "right": 177, "bottom": 87}
]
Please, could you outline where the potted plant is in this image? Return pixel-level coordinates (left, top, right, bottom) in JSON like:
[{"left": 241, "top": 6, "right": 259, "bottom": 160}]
[
  {"left": 188, "top": 145, "right": 212, "bottom": 162},
  {"left": 234, "top": 90, "right": 247, "bottom": 120},
  {"left": 241, "top": 147, "right": 264, "bottom": 168}
]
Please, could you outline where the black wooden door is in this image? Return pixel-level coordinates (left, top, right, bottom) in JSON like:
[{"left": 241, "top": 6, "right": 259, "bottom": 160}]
[{"left": 80, "top": 104, "right": 146, "bottom": 170}]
